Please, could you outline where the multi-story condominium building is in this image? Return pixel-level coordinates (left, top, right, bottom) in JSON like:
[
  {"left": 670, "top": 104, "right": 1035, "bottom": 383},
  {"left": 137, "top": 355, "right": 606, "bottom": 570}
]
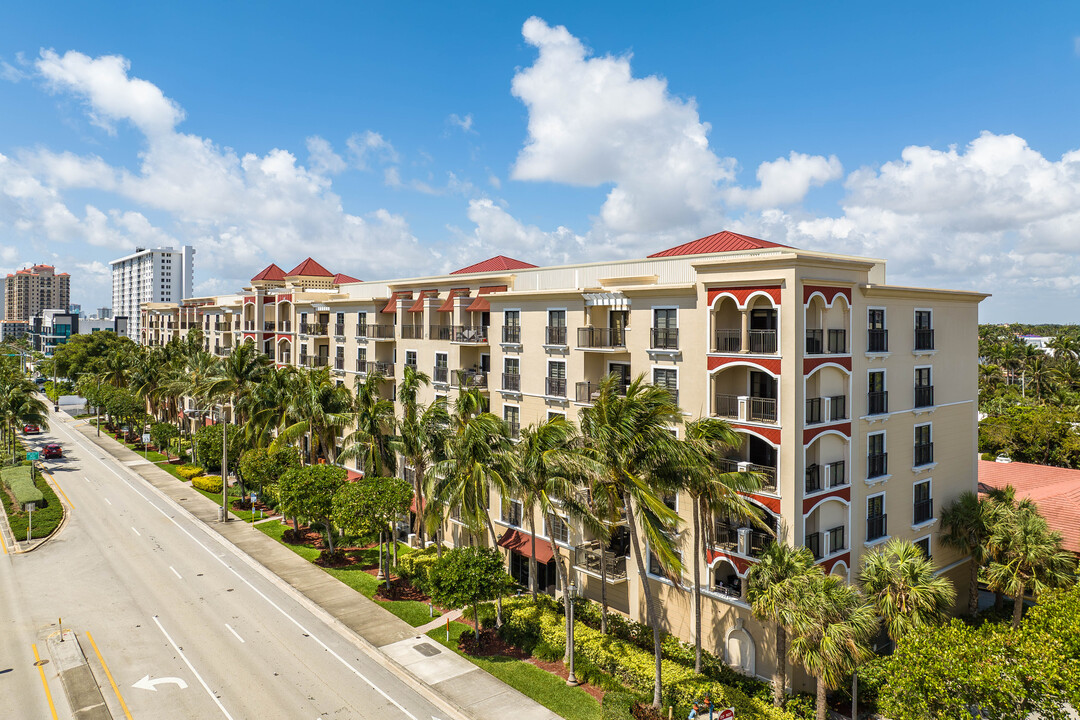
[
  {"left": 111, "top": 245, "right": 195, "bottom": 341},
  {"left": 4, "top": 264, "right": 71, "bottom": 322},
  {"left": 142, "top": 231, "right": 985, "bottom": 683}
]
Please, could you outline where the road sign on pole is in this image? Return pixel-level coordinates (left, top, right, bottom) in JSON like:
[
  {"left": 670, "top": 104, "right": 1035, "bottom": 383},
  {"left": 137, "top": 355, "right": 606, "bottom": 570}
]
[
  {"left": 26, "top": 452, "right": 39, "bottom": 461},
  {"left": 718, "top": 708, "right": 735, "bottom": 720},
  {"left": 142, "top": 433, "right": 151, "bottom": 444}
]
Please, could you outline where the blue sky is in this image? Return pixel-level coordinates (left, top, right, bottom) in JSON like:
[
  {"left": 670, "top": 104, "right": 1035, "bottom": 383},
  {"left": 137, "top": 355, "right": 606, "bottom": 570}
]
[{"left": 2, "top": 2, "right": 1079, "bottom": 321}]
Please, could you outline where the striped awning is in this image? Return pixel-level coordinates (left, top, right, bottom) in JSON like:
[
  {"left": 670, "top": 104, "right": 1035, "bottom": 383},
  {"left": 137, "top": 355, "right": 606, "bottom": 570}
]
[{"left": 583, "top": 292, "right": 630, "bottom": 309}]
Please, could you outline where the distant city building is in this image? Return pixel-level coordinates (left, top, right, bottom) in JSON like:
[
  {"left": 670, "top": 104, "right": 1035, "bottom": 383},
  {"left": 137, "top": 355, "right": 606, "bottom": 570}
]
[
  {"left": 0, "top": 276, "right": 6, "bottom": 320},
  {"left": 0, "top": 320, "right": 28, "bottom": 340},
  {"left": 110, "top": 246, "right": 195, "bottom": 340},
  {"left": 30, "top": 309, "right": 129, "bottom": 355},
  {"left": 68, "top": 303, "right": 82, "bottom": 316},
  {"left": 96, "top": 307, "right": 113, "bottom": 319},
  {"left": 4, "top": 264, "right": 70, "bottom": 322}
]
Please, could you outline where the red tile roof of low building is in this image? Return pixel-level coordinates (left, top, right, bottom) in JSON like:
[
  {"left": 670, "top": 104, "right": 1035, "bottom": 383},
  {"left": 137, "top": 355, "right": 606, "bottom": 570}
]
[
  {"left": 647, "top": 231, "right": 791, "bottom": 258},
  {"left": 978, "top": 459, "right": 1080, "bottom": 554},
  {"left": 286, "top": 257, "right": 334, "bottom": 277},
  {"left": 251, "top": 263, "right": 286, "bottom": 282},
  {"left": 450, "top": 255, "right": 538, "bottom": 275},
  {"left": 332, "top": 273, "right": 362, "bottom": 284}
]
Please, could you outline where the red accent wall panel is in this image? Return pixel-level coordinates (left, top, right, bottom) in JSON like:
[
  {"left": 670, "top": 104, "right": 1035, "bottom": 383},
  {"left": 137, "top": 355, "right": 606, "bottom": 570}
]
[
  {"left": 802, "top": 486, "right": 852, "bottom": 515},
  {"left": 733, "top": 424, "right": 782, "bottom": 445},
  {"left": 276, "top": 334, "right": 292, "bottom": 342},
  {"left": 708, "top": 355, "right": 782, "bottom": 375},
  {"left": 747, "top": 493, "right": 781, "bottom": 514},
  {"left": 803, "top": 356, "right": 851, "bottom": 375},
  {"left": 707, "top": 285, "right": 782, "bottom": 308},
  {"left": 821, "top": 552, "right": 850, "bottom": 574},
  {"left": 705, "top": 550, "right": 753, "bottom": 574},
  {"left": 804, "top": 422, "right": 851, "bottom": 445},
  {"left": 243, "top": 296, "right": 255, "bottom": 304},
  {"left": 802, "top": 285, "right": 852, "bottom": 305}
]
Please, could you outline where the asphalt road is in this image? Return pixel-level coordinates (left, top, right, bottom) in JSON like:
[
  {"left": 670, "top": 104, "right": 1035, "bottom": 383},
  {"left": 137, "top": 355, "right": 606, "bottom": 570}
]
[{"left": 2, "top": 415, "right": 448, "bottom": 720}]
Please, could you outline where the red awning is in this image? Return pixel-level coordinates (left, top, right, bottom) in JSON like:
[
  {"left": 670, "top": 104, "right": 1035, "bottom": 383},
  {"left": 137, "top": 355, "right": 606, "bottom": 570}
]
[
  {"left": 437, "top": 288, "right": 470, "bottom": 313},
  {"left": 465, "top": 285, "right": 508, "bottom": 312},
  {"left": 408, "top": 290, "right": 439, "bottom": 313},
  {"left": 497, "top": 528, "right": 554, "bottom": 564},
  {"left": 409, "top": 496, "right": 427, "bottom": 514},
  {"left": 381, "top": 291, "right": 413, "bottom": 314}
]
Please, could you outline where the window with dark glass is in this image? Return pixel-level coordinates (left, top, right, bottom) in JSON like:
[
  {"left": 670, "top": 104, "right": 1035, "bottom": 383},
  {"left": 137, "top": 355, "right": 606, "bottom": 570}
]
[
  {"left": 868, "top": 309, "right": 887, "bottom": 352},
  {"left": 868, "top": 432, "right": 887, "bottom": 478},
  {"left": 914, "top": 424, "right": 933, "bottom": 466},
  {"left": 867, "top": 495, "right": 887, "bottom": 541},
  {"left": 546, "top": 513, "right": 569, "bottom": 544},
  {"left": 914, "top": 480, "right": 933, "bottom": 524},
  {"left": 915, "top": 310, "right": 934, "bottom": 350},
  {"left": 914, "top": 367, "right": 933, "bottom": 408},
  {"left": 652, "top": 308, "right": 678, "bottom": 349},
  {"left": 868, "top": 370, "right": 888, "bottom": 414}
]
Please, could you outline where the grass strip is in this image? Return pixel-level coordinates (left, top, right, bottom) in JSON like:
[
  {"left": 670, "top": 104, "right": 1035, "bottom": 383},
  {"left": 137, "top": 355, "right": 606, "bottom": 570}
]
[{"left": 1, "top": 473, "right": 64, "bottom": 540}]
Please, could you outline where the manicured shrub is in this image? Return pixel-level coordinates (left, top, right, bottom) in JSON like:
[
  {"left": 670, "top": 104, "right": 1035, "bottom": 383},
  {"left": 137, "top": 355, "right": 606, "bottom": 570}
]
[
  {"left": 192, "top": 474, "right": 223, "bottom": 493},
  {"left": 177, "top": 465, "right": 204, "bottom": 480},
  {"left": 395, "top": 546, "right": 439, "bottom": 594},
  {"left": 2, "top": 466, "right": 44, "bottom": 507},
  {"left": 600, "top": 690, "right": 646, "bottom": 720}
]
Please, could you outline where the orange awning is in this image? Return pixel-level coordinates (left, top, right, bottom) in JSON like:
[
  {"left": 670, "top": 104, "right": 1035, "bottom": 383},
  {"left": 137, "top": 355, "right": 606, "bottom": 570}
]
[
  {"left": 437, "top": 288, "right": 470, "bottom": 313},
  {"left": 408, "top": 290, "right": 439, "bottom": 313},
  {"left": 381, "top": 291, "right": 413, "bottom": 314},
  {"left": 465, "top": 285, "right": 508, "bottom": 312},
  {"left": 497, "top": 528, "right": 554, "bottom": 564}
]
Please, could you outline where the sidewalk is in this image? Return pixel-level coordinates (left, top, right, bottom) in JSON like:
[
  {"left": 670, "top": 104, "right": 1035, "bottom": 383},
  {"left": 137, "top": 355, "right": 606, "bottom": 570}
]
[{"left": 64, "top": 415, "right": 563, "bottom": 720}]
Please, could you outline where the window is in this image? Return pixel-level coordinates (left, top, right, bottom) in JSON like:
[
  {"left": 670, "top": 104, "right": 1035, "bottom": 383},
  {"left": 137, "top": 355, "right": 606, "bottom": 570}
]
[
  {"left": 914, "top": 424, "right": 933, "bottom": 466},
  {"left": 405, "top": 350, "right": 417, "bottom": 369},
  {"left": 652, "top": 308, "right": 678, "bottom": 349},
  {"left": 867, "top": 309, "right": 888, "bottom": 352},
  {"left": 546, "top": 360, "right": 566, "bottom": 397},
  {"left": 501, "top": 497, "right": 523, "bottom": 526},
  {"left": 662, "top": 491, "right": 678, "bottom": 511},
  {"left": 867, "top": 494, "right": 887, "bottom": 541},
  {"left": 647, "top": 548, "right": 682, "bottom": 578},
  {"left": 546, "top": 309, "right": 567, "bottom": 345},
  {"left": 433, "top": 352, "right": 448, "bottom": 383},
  {"left": 546, "top": 513, "right": 569, "bottom": 544},
  {"left": 504, "top": 406, "right": 520, "bottom": 438},
  {"left": 868, "top": 370, "right": 887, "bottom": 415},
  {"left": 503, "top": 357, "right": 520, "bottom": 391},
  {"left": 915, "top": 310, "right": 934, "bottom": 350},
  {"left": 503, "top": 310, "right": 521, "bottom": 343},
  {"left": 914, "top": 367, "right": 933, "bottom": 408},
  {"left": 914, "top": 480, "right": 933, "bottom": 525},
  {"left": 914, "top": 536, "right": 931, "bottom": 559},
  {"left": 547, "top": 410, "right": 565, "bottom": 422},
  {"left": 653, "top": 367, "right": 678, "bottom": 405},
  {"left": 356, "top": 347, "right": 366, "bottom": 372},
  {"left": 868, "top": 432, "right": 887, "bottom": 478},
  {"left": 357, "top": 312, "right": 368, "bottom": 336}
]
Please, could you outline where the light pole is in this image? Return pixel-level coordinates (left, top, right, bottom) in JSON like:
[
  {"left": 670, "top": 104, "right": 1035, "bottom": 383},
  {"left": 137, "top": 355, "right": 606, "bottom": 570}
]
[
  {"left": 566, "top": 579, "right": 579, "bottom": 686},
  {"left": 220, "top": 402, "right": 229, "bottom": 523}
]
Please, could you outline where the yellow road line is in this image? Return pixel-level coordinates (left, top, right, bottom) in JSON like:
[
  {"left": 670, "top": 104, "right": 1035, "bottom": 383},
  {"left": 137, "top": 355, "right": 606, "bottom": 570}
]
[
  {"left": 32, "top": 644, "right": 59, "bottom": 720},
  {"left": 1, "top": 528, "right": 8, "bottom": 555},
  {"left": 44, "top": 472, "right": 74, "bottom": 510},
  {"left": 86, "top": 631, "right": 135, "bottom": 720}
]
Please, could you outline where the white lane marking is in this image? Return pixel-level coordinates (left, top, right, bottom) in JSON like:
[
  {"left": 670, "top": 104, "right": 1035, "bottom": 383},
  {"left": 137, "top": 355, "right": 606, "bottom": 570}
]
[
  {"left": 104, "top": 497, "right": 112, "bottom": 505},
  {"left": 131, "top": 527, "right": 141, "bottom": 537},
  {"left": 170, "top": 566, "right": 182, "bottom": 580},
  {"left": 225, "top": 623, "right": 244, "bottom": 643},
  {"left": 84, "top": 476, "right": 90, "bottom": 483},
  {"left": 51, "top": 414, "right": 423, "bottom": 720},
  {"left": 153, "top": 615, "right": 234, "bottom": 719}
]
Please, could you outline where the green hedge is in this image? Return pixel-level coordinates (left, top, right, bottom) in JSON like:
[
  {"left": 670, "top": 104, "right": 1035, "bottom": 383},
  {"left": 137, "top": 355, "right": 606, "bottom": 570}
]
[
  {"left": 395, "top": 545, "right": 439, "bottom": 594},
  {"left": 1, "top": 475, "right": 63, "bottom": 539},
  {"left": 2, "top": 466, "right": 44, "bottom": 506},
  {"left": 192, "top": 474, "right": 223, "bottom": 493},
  {"left": 177, "top": 465, "right": 203, "bottom": 480}
]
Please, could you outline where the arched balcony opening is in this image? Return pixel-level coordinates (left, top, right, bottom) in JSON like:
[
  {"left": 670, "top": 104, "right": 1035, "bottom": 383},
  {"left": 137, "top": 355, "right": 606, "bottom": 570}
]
[
  {"left": 714, "top": 504, "right": 778, "bottom": 563},
  {"left": 712, "top": 294, "right": 778, "bottom": 355},
  {"left": 711, "top": 559, "right": 743, "bottom": 599},
  {"left": 805, "top": 365, "right": 850, "bottom": 425},
  {"left": 718, "top": 432, "right": 778, "bottom": 494},
  {"left": 277, "top": 301, "right": 293, "bottom": 333},
  {"left": 712, "top": 365, "right": 778, "bottom": 425},
  {"left": 804, "top": 498, "right": 848, "bottom": 561},
  {"left": 276, "top": 337, "right": 292, "bottom": 365},
  {"left": 804, "top": 432, "right": 848, "bottom": 495},
  {"left": 805, "top": 294, "right": 850, "bottom": 355},
  {"left": 243, "top": 302, "right": 256, "bottom": 332}
]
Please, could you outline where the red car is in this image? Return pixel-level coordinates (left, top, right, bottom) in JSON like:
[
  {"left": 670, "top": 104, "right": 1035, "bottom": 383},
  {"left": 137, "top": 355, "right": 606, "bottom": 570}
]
[
  {"left": 23, "top": 424, "right": 40, "bottom": 434},
  {"left": 42, "top": 444, "right": 62, "bottom": 459}
]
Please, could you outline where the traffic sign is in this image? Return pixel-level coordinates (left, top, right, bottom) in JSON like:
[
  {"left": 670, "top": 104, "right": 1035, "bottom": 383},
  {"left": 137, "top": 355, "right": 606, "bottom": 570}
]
[
  {"left": 26, "top": 452, "right": 39, "bottom": 461},
  {"left": 142, "top": 433, "right": 151, "bottom": 444},
  {"left": 718, "top": 708, "right": 735, "bottom": 720}
]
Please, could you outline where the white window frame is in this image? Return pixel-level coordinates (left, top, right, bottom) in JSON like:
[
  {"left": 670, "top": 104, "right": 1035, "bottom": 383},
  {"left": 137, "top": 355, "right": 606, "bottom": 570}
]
[
  {"left": 913, "top": 477, "right": 933, "bottom": 527},
  {"left": 866, "top": 490, "right": 887, "bottom": 543}
]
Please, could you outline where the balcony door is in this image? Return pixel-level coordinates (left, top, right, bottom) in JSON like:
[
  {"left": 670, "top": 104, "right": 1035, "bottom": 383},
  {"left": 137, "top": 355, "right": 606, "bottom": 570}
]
[
  {"left": 750, "top": 370, "right": 776, "bottom": 399},
  {"left": 609, "top": 310, "right": 628, "bottom": 345},
  {"left": 609, "top": 362, "right": 631, "bottom": 389},
  {"left": 750, "top": 308, "right": 777, "bottom": 330}
]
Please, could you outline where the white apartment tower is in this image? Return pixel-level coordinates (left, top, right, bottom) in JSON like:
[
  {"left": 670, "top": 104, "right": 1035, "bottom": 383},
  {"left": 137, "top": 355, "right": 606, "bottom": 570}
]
[{"left": 110, "top": 246, "right": 195, "bottom": 340}]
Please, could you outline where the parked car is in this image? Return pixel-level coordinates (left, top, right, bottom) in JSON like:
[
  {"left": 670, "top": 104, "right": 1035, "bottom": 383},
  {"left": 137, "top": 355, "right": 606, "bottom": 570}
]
[
  {"left": 23, "top": 424, "right": 40, "bottom": 434},
  {"left": 42, "top": 443, "right": 62, "bottom": 459}
]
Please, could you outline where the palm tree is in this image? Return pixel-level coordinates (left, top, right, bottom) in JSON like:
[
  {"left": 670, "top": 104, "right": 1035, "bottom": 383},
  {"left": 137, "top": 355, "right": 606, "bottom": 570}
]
[
  {"left": 578, "top": 373, "right": 684, "bottom": 709},
  {"left": 856, "top": 539, "right": 955, "bottom": 643},
  {"left": 398, "top": 365, "right": 449, "bottom": 544},
  {"left": 986, "top": 499, "right": 1077, "bottom": 628},
  {"left": 0, "top": 376, "right": 49, "bottom": 463},
  {"left": 939, "top": 490, "right": 993, "bottom": 614},
  {"left": 340, "top": 371, "right": 398, "bottom": 476},
  {"left": 746, "top": 541, "right": 818, "bottom": 707},
  {"left": 787, "top": 574, "right": 879, "bottom": 720},
  {"left": 675, "top": 417, "right": 764, "bottom": 673},
  {"left": 285, "top": 367, "right": 355, "bottom": 465}
]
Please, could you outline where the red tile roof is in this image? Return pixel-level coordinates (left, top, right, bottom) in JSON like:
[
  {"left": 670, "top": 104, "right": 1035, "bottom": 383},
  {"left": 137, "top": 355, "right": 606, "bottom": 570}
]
[
  {"left": 251, "top": 263, "right": 286, "bottom": 282},
  {"left": 978, "top": 459, "right": 1080, "bottom": 554},
  {"left": 332, "top": 273, "right": 362, "bottom": 284},
  {"left": 465, "top": 285, "right": 508, "bottom": 312},
  {"left": 286, "top": 257, "right": 334, "bottom": 277},
  {"left": 451, "top": 255, "right": 538, "bottom": 275},
  {"left": 647, "top": 231, "right": 791, "bottom": 258}
]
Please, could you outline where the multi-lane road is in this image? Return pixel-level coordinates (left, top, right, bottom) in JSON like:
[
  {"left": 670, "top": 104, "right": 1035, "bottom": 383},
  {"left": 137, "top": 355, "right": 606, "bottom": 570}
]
[{"left": 1, "top": 411, "right": 449, "bottom": 719}]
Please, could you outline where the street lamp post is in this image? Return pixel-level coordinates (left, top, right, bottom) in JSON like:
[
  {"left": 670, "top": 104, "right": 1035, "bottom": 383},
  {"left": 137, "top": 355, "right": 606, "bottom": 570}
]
[
  {"left": 566, "top": 579, "right": 579, "bottom": 687},
  {"left": 220, "top": 403, "right": 229, "bottom": 523}
]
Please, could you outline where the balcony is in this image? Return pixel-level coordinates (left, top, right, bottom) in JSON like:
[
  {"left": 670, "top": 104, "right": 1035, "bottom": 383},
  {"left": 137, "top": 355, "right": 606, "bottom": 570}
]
[
  {"left": 867, "top": 391, "right": 888, "bottom": 415},
  {"left": 370, "top": 361, "right": 394, "bottom": 377},
  {"left": 573, "top": 541, "right": 628, "bottom": 582},
  {"left": 454, "top": 370, "right": 488, "bottom": 389},
  {"left": 651, "top": 327, "right": 679, "bottom": 350},
  {"left": 280, "top": 351, "right": 291, "bottom": 365},
  {"left": 263, "top": 321, "right": 276, "bottom": 332},
  {"left": 913, "top": 497, "right": 934, "bottom": 525},
  {"left": 401, "top": 324, "right": 423, "bottom": 340},
  {"left": 914, "top": 385, "right": 934, "bottom": 408},
  {"left": 807, "top": 395, "right": 848, "bottom": 422},
  {"left": 545, "top": 377, "right": 567, "bottom": 397},
  {"left": 717, "top": 457, "right": 777, "bottom": 493},
  {"left": 355, "top": 323, "right": 367, "bottom": 338},
  {"left": 368, "top": 324, "right": 395, "bottom": 340},
  {"left": 828, "top": 525, "right": 846, "bottom": 554},
  {"left": 545, "top": 326, "right": 567, "bottom": 346},
  {"left": 806, "top": 531, "right": 822, "bottom": 560},
  {"left": 868, "top": 329, "right": 888, "bottom": 353},
  {"left": 714, "top": 394, "right": 778, "bottom": 424},
  {"left": 867, "top": 513, "right": 888, "bottom": 541},
  {"left": 575, "top": 381, "right": 628, "bottom": 404},
  {"left": 308, "top": 355, "right": 329, "bottom": 368},
  {"left": 828, "top": 460, "right": 846, "bottom": 488},
  {"left": 914, "top": 442, "right": 934, "bottom": 467},
  {"left": 806, "top": 328, "right": 847, "bottom": 355},
  {"left": 334, "top": 323, "right": 346, "bottom": 337},
  {"left": 867, "top": 452, "right": 888, "bottom": 479},
  {"left": 577, "top": 327, "right": 626, "bottom": 349},
  {"left": 334, "top": 357, "right": 345, "bottom": 371},
  {"left": 805, "top": 464, "right": 822, "bottom": 493},
  {"left": 433, "top": 366, "right": 449, "bottom": 384},
  {"left": 356, "top": 359, "right": 367, "bottom": 373},
  {"left": 714, "top": 521, "right": 739, "bottom": 551},
  {"left": 279, "top": 320, "right": 291, "bottom": 333},
  {"left": 300, "top": 322, "right": 328, "bottom": 336},
  {"left": 915, "top": 328, "right": 935, "bottom": 351},
  {"left": 502, "top": 373, "right": 520, "bottom": 392},
  {"left": 502, "top": 326, "right": 521, "bottom": 344},
  {"left": 714, "top": 328, "right": 777, "bottom": 354},
  {"left": 452, "top": 325, "right": 488, "bottom": 344}
]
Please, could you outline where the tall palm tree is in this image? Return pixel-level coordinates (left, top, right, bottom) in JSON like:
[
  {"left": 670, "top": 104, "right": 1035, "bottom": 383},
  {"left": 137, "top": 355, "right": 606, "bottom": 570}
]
[
  {"left": 787, "top": 574, "right": 879, "bottom": 720},
  {"left": 578, "top": 373, "right": 684, "bottom": 709},
  {"left": 284, "top": 367, "right": 355, "bottom": 465},
  {"left": 986, "top": 498, "right": 1077, "bottom": 628},
  {"left": 339, "top": 371, "right": 398, "bottom": 476},
  {"left": 398, "top": 365, "right": 449, "bottom": 543},
  {"left": 746, "top": 541, "right": 818, "bottom": 707},
  {"left": 856, "top": 538, "right": 956, "bottom": 643},
  {"left": 939, "top": 490, "right": 993, "bottom": 614}
]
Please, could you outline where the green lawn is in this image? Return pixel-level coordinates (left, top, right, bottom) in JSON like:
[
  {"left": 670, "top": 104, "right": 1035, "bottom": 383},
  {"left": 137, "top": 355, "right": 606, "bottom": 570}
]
[
  {"left": 257, "top": 520, "right": 439, "bottom": 626},
  {"left": 428, "top": 621, "right": 601, "bottom": 720},
  {"left": 188, "top": 485, "right": 257, "bottom": 522},
  {"left": 1, "top": 472, "right": 64, "bottom": 540}
]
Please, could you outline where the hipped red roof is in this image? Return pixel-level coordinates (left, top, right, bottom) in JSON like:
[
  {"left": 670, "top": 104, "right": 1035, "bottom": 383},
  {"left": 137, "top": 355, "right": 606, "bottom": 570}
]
[
  {"left": 382, "top": 290, "right": 413, "bottom": 314},
  {"left": 333, "top": 273, "right": 361, "bottom": 284},
  {"left": 438, "top": 288, "right": 470, "bottom": 313},
  {"left": 648, "top": 231, "right": 790, "bottom": 258},
  {"left": 286, "top": 257, "right": 334, "bottom": 277},
  {"left": 251, "top": 263, "right": 286, "bottom": 282},
  {"left": 408, "top": 290, "right": 439, "bottom": 313},
  {"left": 451, "top": 255, "right": 537, "bottom": 275},
  {"left": 498, "top": 528, "right": 554, "bottom": 564},
  {"left": 465, "top": 285, "right": 508, "bottom": 312},
  {"left": 978, "top": 459, "right": 1080, "bottom": 554}
]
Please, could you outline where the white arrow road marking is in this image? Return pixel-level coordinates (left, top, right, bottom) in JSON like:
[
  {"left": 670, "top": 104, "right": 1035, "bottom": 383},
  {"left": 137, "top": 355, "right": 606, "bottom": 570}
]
[
  {"left": 132, "top": 674, "right": 189, "bottom": 692},
  {"left": 153, "top": 616, "right": 235, "bottom": 719},
  {"left": 225, "top": 623, "right": 244, "bottom": 643}
]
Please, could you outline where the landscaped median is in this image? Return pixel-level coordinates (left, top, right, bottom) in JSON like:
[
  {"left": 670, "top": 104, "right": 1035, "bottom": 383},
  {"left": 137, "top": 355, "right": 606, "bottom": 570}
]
[{"left": 1, "top": 464, "right": 64, "bottom": 541}]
